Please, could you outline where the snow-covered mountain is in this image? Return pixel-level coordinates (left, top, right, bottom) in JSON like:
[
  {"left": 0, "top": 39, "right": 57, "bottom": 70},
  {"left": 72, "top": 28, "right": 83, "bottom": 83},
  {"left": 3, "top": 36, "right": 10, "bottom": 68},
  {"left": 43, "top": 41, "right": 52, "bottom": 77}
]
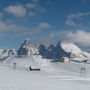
[
  {"left": 43, "top": 42, "right": 70, "bottom": 59},
  {"left": 0, "top": 48, "right": 6, "bottom": 59},
  {"left": 61, "top": 42, "right": 87, "bottom": 58},
  {"left": 0, "top": 48, "right": 16, "bottom": 60},
  {"left": 17, "top": 39, "right": 39, "bottom": 56},
  {"left": 39, "top": 42, "right": 88, "bottom": 60},
  {"left": 0, "top": 48, "right": 4, "bottom": 55},
  {"left": 17, "top": 39, "right": 89, "bottom": 61}
]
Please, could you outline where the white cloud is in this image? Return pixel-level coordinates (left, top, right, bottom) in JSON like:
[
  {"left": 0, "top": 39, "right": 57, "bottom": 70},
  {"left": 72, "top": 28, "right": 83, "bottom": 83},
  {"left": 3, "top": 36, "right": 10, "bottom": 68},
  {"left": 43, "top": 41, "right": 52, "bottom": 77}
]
[
  {"left": 65, "top": 12, "right": 90, "bottom": 26},
  {"left": 65, "top": 19, "right": 78, "bottom": 27},
  {"left": 38, "top": 22, "right": 50, "bottom": 29},
  {"left": 3, "top": 1, "right": 46, "bottom": 17},
  {"left": 25, "top": 22, "right": 51, "bottom": 35},
  {"left": 49, "top": 30, "right": 90, "bottom": 48},
  {"left": 28, "top": 11, "right": 36, "bottom": 16},
  {"left": 4, "top": 5, "right": 27, "bottom": 17},
  {"left": 64, "top": 30, "right": 90, "bottom": 47},
  {"left": 26, "top": 2, "right": 46, "bottom": 16},
  {"left": 0, "top": 21, "right": 27, "bottom": 31},
  {"left": 0, "top": 20, "right": 51, "bottom": 36}
]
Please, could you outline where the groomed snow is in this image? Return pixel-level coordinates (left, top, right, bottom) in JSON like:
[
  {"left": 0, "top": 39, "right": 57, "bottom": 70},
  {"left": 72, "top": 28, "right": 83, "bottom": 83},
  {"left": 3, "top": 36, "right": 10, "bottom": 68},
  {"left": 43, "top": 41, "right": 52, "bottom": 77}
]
[{"left": 0, "top": 55, "right": 90, "bottom": 90}]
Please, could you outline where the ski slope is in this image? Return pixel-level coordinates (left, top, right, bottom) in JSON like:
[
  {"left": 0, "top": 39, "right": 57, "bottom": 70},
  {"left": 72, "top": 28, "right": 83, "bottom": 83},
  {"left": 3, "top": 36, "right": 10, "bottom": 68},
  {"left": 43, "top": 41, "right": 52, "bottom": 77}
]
[
  {"left": 0, "top": 55, "right": 90, "bottom": 90},
  {"left": 0, "top": 64, "right": 90, "bottom": 90}
]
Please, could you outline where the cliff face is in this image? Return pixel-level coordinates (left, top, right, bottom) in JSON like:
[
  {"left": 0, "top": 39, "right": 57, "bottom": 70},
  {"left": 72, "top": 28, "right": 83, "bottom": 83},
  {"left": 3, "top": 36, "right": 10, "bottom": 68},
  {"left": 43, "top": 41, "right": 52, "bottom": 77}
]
[
  {"left": 39, "top": 42, "right": 87, "bottom": 59},
  {"left": 17, "top": 39, "right": 39, "bottom": 56}
]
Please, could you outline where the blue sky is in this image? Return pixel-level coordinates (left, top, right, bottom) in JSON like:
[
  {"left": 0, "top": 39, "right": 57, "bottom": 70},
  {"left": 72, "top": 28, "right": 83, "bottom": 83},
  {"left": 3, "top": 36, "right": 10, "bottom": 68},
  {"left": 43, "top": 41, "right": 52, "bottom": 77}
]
[{"left": 0, "top": 0, "right": 90, "bottom": 48}]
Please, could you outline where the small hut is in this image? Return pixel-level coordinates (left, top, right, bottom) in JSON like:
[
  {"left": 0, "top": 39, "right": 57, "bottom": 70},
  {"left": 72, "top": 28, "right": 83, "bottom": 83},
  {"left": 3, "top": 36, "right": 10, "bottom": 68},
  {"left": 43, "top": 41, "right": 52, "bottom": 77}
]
[{"left": 58, "top": 57, "right": 70, "bottom": 63}]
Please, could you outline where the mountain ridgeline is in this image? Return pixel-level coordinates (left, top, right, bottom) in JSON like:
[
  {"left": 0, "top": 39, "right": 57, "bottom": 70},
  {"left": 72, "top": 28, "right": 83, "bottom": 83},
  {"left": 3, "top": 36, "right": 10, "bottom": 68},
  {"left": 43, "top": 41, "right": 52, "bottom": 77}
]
[
  {"left": 17, "top": 39, "right": 87, "bottom": 59},
  {"left": 39, "top": 42, "right": 71, "bottom": 59}
]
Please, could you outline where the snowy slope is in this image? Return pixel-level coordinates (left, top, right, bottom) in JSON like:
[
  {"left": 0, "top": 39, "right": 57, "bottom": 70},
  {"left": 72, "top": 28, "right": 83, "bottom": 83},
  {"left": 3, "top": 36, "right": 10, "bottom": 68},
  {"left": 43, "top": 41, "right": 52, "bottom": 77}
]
[
  {"left": 2, "top": 55, "right": 90, "bottom": 76},
  {"left": 61, "top": 42, "right": 87, "bottom": 58},
  {"left": 0, "top": 65, "right": 90, "bottom": 90},
  {"left": 3, "top": 55, "right": 48, "bottom": 70},
  {"left": 0, "top": 56, "right": 90, "bottom": 90},
  {"left": 61, "top": 43, "right": 82, "bottom": 55}
]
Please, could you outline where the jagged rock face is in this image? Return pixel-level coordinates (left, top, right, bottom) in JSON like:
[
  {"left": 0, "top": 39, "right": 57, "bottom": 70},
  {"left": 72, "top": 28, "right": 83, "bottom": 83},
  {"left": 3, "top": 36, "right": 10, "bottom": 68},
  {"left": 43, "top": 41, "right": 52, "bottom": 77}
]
[
  {"left": 39, "top": 44, "right": 47, "bottom": 57},
  {"left": 17, "top": 46, "right": 28, "bottom": 56},
  {"left": 45, "top": 42, "right": 71, "bottom": 59},
  {"left": 39, "top": 42, "right": 86, "bottom": 59},
  {"left": 17, "top": 40, "right": 29, "bottom": 55},
  {"left": 53, "top": 42, "right": 70, "bottom": 58},
  {"left": 17, "top": 39, "right": 39, "bottom": 56},
  {"left": 38, "top": 42, "right": 71, "bottom": 59},
  {"left": 45, "top": 44, "right": 55, "bottom": 59}
]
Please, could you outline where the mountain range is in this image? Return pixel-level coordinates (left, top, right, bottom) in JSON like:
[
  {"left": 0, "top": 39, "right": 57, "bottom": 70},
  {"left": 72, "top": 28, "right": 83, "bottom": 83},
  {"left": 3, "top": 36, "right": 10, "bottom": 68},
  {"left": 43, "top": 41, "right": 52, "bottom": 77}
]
[
  {"left": 0, "top": 39, "right": 90, "bottom": 62},
  {"left": 17, "top": 39, "right": 90, "bottom": 61}
]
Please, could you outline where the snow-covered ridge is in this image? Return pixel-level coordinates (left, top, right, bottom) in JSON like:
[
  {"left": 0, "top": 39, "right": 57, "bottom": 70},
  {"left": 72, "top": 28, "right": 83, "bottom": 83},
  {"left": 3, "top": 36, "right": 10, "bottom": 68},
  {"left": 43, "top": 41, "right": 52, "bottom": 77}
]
[
  {"left": 0, "top": 48, "right": 16, "bottom": 60},
  {"left": 60, "top": 42, "right": 87, "bottom": 58},
  {"left": 61, "top": 43, "right": 81, "bottom": 54}
]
